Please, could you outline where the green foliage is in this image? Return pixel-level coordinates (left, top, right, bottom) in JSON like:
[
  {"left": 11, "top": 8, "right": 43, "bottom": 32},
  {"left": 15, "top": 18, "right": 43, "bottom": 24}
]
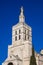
[{"left": 30, "top": 47, "right": 37, "bottom": 65}]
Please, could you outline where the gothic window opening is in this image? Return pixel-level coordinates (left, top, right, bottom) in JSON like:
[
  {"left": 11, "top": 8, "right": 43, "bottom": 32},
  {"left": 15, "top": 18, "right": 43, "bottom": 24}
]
[{"left": 8, "top": 62, "right": 13, "bottom": 65}]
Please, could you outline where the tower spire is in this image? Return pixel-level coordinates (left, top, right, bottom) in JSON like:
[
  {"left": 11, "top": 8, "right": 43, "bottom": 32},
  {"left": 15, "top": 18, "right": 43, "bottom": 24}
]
[{"left": 19, "top": 6, "right": 25, "bottom": 23}]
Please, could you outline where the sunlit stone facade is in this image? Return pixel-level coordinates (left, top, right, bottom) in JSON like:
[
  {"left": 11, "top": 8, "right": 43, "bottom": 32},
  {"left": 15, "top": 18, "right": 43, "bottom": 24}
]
[{"left": 2, "top": 7, "right": 43, "bottom": 65}]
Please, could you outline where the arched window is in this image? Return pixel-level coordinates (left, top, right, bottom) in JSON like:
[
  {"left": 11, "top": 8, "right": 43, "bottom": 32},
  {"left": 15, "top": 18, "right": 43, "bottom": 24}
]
[
  {"left": 25, "top": 30, "right": 26, "bottom": 34},
  {"left": 15, "top": 31, "right": 17, "bottom": 35},
  {"left": 19, "top": 35, "right": 21, "bottom": 40},
  {"left": 8, "top": 62, "right": 13, "bottom": 65},
  {"left": 28, "top": 36, "right": 29, "bottom": 39},
  {"left": 15, "top": 36, "right": 17, "bottom": 41},
  {"left": 28, "top": 30, "right": 29, "bottom": 35},
  {"left": 25, "top": 35, "right": 26, "bottom": 40},
  {"left": 19, "top": 30, "right": 21, "bottom": 34}
]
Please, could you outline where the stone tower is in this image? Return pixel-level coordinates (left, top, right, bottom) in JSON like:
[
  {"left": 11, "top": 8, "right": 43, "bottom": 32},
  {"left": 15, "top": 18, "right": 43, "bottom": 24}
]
[{"left": 2, "top": 7, "right": 32, "bottom": 65}]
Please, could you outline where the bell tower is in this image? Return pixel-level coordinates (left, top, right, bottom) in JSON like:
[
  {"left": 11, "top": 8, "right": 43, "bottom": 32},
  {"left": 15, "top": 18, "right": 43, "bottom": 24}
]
[{"left": 2, "top": 6, "right": 32, "bottom": 65}]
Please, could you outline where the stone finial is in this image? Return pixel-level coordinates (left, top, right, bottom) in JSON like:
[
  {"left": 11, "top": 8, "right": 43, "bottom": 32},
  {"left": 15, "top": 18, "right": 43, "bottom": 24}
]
[
  {"left": 19, "top": 6, "right": 25, "bottom": 23},
  {"left": 21, "top": 6, "right": 23, "bottom": 15}
]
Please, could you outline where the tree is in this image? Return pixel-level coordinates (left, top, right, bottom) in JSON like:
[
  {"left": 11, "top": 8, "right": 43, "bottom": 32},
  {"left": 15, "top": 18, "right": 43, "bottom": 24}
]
[{"left": 30, "top": 46, "right": 37, "bottom": 65}]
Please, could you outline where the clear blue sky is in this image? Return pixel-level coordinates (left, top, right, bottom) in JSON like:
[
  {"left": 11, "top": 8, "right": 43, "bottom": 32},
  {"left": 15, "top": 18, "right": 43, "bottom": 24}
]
[{"left": 0, "top": 0, "right": 43, "bottom": 65}]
